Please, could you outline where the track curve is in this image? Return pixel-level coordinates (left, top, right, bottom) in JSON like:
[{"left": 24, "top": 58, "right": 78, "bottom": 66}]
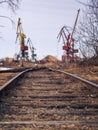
[{"left": 0, "top": 67, "right": 98, "bottom": 130}]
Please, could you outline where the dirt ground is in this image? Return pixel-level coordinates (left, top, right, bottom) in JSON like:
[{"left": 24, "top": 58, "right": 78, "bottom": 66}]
[
  {"left": 0, "top": 56, "right": 98, "bottom": 130},
  {"left": 37, "top": 55, "right": 98, "bottom": 84},
  {"left": 64, "top": 65, "right": 98, "bottom": 84}
]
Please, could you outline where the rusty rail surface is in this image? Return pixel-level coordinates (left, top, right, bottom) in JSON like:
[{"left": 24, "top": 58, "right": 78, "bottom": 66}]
[
  {"left": 0, "top": 66, "right": 98, "bottom": 93},
  {"left": 0, "top": 68, "right": 32, "bottom": 94},
  {"left": 0, "top": 66, "right": 98, "bottom": 129},
  {"left": 48, "top": 67, "right": 98, "bottom": 88},
  {"left": 0, "top": 67, "right": 46, "bottom": 94}
]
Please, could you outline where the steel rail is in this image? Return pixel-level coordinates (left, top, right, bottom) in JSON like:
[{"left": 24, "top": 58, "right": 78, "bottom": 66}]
[
  {"left": 0, "top": 66, "right": 47, "bottom": 95},
  {"left": 0, "top": 66, "right": 98, "bottom": 128},
  {"left": 0, "top": 67, "right": 30, "bottom": 73},
  {"left": 0, "top": 66, "right": 98, "bottom": 95},
  {"left": 48, "top": 67, "right": 98, "bottom": 88},
  {"left": 0, "top": 120, "right": 98, "bottom": 125},
  {"left": 0, "top": 68, "right": 32, "bottom": 94}
]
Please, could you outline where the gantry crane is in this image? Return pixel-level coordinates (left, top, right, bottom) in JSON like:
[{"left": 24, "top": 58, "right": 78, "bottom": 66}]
[
  {"left": 27, "top": 38, "right": 37, "bottom": 61},
  {"left": 57, "top": 9, "right": 80, "bottom": 62},
  {"left": 16, "top": 18, "right": 28, "bottom": 58}
]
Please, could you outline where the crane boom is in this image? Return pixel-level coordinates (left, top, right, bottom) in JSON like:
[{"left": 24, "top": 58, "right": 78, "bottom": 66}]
[{"left": 70, "top": 9, "right": 80, "bottom": 43}]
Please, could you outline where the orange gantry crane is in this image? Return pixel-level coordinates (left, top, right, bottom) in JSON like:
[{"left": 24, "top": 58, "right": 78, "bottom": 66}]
[
  {"left": 16, "top": 18, "right": 28, "bottom": 58},
  {"left": 57, "top": 9, "right": 80, "bottom": 62}
]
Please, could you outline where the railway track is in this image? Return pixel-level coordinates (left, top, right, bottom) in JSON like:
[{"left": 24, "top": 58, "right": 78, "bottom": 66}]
[{"left": 0, "top": 67, "right": 98, "bottom": 130}]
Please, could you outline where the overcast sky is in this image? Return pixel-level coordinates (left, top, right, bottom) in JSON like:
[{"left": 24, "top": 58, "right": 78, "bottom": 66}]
[{"left": 0, "top": 0, "right": 84, "bottom": 60}]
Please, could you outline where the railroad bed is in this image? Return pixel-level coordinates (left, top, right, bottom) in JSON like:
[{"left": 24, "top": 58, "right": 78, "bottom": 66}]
[{"left": 0, "top": 67, "right": 98, "bottom": 130}]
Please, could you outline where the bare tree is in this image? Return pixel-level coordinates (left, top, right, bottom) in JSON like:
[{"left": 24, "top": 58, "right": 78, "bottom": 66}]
[
  {"left": 77, "top": 0, "right": 98, "bottom": 58},
  {"left": 0, "top": 0, "right": 21, "bottom": 37},
  {"left": 0, "top": 0, "right": 21, "bottom": 12},
  {"left": 0, "top": 0, "right": 21, "bottom": 22}
]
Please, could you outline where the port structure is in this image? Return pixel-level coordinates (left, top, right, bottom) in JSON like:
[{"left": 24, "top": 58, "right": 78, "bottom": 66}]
[{"left": 57, "top": 9, "right": 80, "bottom": 62}]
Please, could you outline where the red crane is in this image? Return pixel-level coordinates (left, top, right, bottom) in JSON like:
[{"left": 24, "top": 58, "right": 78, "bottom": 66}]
[{"left": 57, "top": 9, "right": 80, "bottom": 62}]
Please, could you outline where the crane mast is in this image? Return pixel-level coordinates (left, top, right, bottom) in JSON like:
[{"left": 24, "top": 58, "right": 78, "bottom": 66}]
[{"left": 16, "top": 18, "right": 28, "bottom": 58}]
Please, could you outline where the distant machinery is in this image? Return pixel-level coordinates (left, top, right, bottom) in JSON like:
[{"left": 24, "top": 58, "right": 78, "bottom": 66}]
[
  {"left": 27, "top": 38, "right": 37, "bottom": 61},
  {"left": 15, "top": 18, "right": 28, "bottom": 59},
  {"left": 57, "top": 9, "right": 80, "bottom": 62}
]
